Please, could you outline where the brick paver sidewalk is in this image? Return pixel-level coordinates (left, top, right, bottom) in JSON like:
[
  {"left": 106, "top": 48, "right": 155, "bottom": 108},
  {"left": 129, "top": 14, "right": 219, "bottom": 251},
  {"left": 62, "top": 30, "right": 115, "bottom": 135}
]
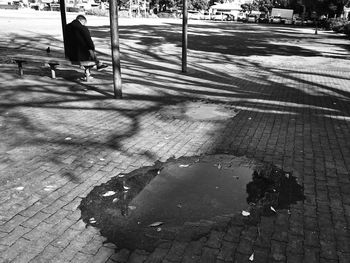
[{"left": 1, "top": 20, "right": 350, "bottom": 263}]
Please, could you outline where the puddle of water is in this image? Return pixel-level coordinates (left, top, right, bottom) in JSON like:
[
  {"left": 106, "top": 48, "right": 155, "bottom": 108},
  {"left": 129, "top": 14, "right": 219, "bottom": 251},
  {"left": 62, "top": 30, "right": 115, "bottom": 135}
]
[{"left": 79, "top": 155, "right": 304, "bottom": 251}]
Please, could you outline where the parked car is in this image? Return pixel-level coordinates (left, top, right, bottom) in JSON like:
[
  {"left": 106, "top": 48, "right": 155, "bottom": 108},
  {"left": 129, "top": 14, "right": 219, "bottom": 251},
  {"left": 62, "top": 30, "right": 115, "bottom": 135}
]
[
  {"left": 270, "top": 16, "right": 282, "bottom": 24},
  {"left": 258, "top": 13, "right": 269, "bottom": 23},
  {"left": 188, "top": 10, "right": 201, "bottom": 20},
  {"left": 212, "top": 12, "right": 234, "bottom": 21},
  {"left": 247, "top": 14, "right": 258, "bottom": 23},
  {"left": 237, "top": 12, "right": 247, "bottom": 22},
  {"left": 294, "top": 17, "right": 303, "bottom": 25},
  {"left": 283, "top": 18, "right": 293, "bottom": 24},
  {"left": 202, "top": 11, "right": 211, "bottom": 20}
]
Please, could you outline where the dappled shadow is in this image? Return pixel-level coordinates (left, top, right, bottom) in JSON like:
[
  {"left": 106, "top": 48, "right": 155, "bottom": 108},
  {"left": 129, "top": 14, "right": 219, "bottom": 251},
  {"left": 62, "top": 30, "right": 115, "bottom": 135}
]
[{"left": 1, "top": 21, "right": 350, "bottom": 187}]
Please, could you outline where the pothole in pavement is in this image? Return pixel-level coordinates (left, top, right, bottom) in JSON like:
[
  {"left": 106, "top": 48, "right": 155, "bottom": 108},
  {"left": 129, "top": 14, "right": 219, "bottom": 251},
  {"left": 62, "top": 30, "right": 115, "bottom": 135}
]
[{"left": 79, "top": 155, "right": 304, "bottom": 252}]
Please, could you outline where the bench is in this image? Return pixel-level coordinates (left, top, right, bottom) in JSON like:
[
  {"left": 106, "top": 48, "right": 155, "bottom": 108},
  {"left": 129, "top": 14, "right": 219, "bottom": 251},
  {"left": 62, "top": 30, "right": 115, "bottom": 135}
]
[{"left": 8, "top": 54, "right": 96, "bottom": 81}]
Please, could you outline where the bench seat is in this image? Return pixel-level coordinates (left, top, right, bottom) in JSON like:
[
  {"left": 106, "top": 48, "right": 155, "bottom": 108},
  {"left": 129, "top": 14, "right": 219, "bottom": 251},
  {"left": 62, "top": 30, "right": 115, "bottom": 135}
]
[{"left": 8, "top": 54, "right": 96, "bottom": 80}]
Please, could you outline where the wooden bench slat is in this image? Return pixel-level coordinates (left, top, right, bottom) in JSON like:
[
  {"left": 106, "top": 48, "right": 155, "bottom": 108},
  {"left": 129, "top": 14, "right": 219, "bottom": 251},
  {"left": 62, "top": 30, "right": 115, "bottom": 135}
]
[
  {"left": 8, "top": 54, "right": 96, "bottom": 67},
  {"left": 7, "top": 54, "right": 97, "bottom": 80}
]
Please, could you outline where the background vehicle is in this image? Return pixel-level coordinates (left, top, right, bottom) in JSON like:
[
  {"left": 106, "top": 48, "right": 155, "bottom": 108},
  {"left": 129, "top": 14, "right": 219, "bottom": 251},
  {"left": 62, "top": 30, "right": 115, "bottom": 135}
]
[
  {"left": 237, "top": 12, "right": 247, "bottom": 22},
  {"left": 212, "top": 12, "right": 234, "bottom": 21},
  {"left": 247, "top": 14, "right": 258, "bottom": 23},
  {"left": 258, "top": 13, "right": 269, "bottom": 23},
  {"left": 188, "top": 10, "right": 201, "bottom": 20},
  {"left": 270, "top": 8, "right": 293, "bottom": 24},
  {"left": 202, "top": 11, "right": 211, "bottom": 20},
  {"left": 270, "top": 16, "right": 282, "bottom": 24}
]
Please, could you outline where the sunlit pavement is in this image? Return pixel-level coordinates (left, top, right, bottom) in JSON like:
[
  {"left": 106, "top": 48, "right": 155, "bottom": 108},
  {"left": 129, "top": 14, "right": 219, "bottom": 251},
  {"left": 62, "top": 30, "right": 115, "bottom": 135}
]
[{"left": 0, "top": 9, "right": 350, "bottom": 263}]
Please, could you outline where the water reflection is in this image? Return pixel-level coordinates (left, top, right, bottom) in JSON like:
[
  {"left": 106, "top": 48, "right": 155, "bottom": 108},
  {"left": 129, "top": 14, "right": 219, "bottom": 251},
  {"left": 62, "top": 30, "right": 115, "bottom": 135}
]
[{"left": 79, "top": 155, "right": 304, "bottom": 251}]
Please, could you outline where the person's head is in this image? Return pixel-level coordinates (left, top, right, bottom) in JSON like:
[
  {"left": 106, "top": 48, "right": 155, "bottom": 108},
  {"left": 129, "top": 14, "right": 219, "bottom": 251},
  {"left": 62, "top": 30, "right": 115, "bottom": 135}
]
[{"left": 76, "top": 15, "right": 87, "bottom": 25}]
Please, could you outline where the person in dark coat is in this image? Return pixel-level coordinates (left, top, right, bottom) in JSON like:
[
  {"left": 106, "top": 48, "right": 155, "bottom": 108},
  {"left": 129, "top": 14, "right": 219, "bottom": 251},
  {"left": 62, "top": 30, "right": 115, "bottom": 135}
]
[{"left": 65, "top": 15, "right": 107, "bottom": 77}]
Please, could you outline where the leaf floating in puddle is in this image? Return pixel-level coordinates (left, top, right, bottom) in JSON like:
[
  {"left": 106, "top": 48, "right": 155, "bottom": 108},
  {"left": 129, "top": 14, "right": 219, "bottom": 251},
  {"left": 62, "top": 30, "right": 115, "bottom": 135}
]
[
  {"left": 44, "top": 185, "right": 56, "bottom": 191},
  {"left": 249, "top": 252, "right": 254, "bottom": 261},
  {"left": 123, "top": 185, "right": 130, "bottom": 191},
  {"left": 112, "top": 198, "right": 119, "bottom": 203},
  {"left": 15, "top": 186, "right": 24, "bottom": 191},
  {"left": 123, "top": 181, "right": 130, "bottom": 190},
  {"left": 148, "top": 222, "right": 163, "bottom": 227},
  {"left": 89, "top": 218, "right": 96, "bottom": 224},
  {"left": 270, "top": 206, "right": 276, "bottom": 213},
  {"left": 128, "top": 205, "right": 136, "bottom": 210},
  {"left": 64, "top": 137, "right": 72, "bottom": 141},
  {"left": 179, "top": 164, "right": 190, "bottom": 168},
  {"left": 242, "top": 210, "right": 250, "bottom": 216},
  {"left": 102, "top": 191, "right": 116, "bottom": 197}
]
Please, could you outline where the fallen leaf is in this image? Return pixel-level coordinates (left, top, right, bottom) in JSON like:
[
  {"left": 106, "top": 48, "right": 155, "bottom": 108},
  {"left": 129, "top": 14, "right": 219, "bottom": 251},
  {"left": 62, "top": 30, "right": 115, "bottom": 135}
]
[
  {"left": 64, "top": 137, "right": 72, "bottom": 140},
  {"left": 44, "top": 185, "right": 56, "bottom": 191},
  {"left": 123, "top": 185, "right": 130, "bottom": 190},
  {"left": 112, "top": 198, "right": 119, "bottom": 203},
  {"left": 118, "top": 174, "right": 125, "bottom": 178},
  {"left": 102, "top": 191, "right": 116, "bottom": 197},
  {"left": 148, "top": 222, "right": 163, "bottom": 227},
  {"left": 217, "top": 163, "right": 222, "bottom": 169},
  {"left": 270, "top": 206, "right": 276, "bottom": 213},
  {"left": 285, "top": 173, "right": 290, "bottom": 178},
  {"left": 249, "top": 252, "right": 254, "bottom": 261},
  {"left": 89, "top": 218, "right": 96, "bottom": 223},
  {"left": 179, "top": 164, "right": 190, "bottom": 168},
  {"left": 100, "top": 158, "right": 105, "bottom": 161},
  {"left": 156, "top": 227, "right": 162, "bottom": 232},
  {"left": 242, "top": 210, "right": 250, "bottom": 216},
  {"left": 128, "top": 205, "right": 136, "bottom": 210},
  {"left": 15, "top": 186, "right": 24, "bottom": 191}
]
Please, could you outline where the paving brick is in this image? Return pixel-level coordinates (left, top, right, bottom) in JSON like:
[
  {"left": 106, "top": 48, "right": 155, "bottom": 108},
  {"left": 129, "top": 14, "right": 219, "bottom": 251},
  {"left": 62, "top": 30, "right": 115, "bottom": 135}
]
[
  {"left": 236, "top": 238, "right": 253, "bottom": 255},
  {"left": 128, "top": 249, "right": 149, "bottom": 263},
  {"left": 303, "top": 247, "right": 319, "bottom": 263},
  {"left": 20, "top": 211, "right": 51, "bottom": 228},
  {"left": 0, "top": 238, "right": 29, "bottom": 262},
  {"left": 270, "top": 240, "right": 286, "bottom": 261},
  {"left": 109, "top": 248, "right": 130, "bottom": 263},
  {"left": 164, "top": 241, "right": 188, "bottom": 262},
  {"left": 217, "top": 241, "right": 235, "bottom": 262},
  {"left": 29, "top": 245, "right": 62, "bottom": 263},
  {"left": 206, "top": 231, "right": 224, "bottom": 249},
  {"left": 200, "top": 247, "right": 219, "bottom": 263},
  {"left": 0, "top": 215, "right": 28, "bottom": 233},
  {"left": 0, "top": 225, "right": 31, "bottom": 246}
]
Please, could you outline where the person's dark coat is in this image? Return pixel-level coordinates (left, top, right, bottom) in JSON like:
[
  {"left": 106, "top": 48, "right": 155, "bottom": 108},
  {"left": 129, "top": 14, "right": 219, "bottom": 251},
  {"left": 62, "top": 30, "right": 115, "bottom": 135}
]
[{"left": 65, "top": 19, "right": 95, "bottom": 62}]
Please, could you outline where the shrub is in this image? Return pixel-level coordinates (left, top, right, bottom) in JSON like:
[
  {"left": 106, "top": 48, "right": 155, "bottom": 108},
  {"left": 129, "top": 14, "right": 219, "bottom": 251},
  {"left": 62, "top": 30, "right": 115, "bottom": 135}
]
[
  {"left": 327, "top": 18, "right": 348, "bottom": 32},
  {"left": 85, "top": 7, "right": 109, "bottom": 17}
]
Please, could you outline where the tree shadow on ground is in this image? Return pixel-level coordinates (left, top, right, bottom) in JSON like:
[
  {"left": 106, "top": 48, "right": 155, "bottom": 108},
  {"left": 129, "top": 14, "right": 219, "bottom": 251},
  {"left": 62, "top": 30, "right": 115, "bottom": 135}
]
[{"left": 0, "top": 22, "right": 350, "bottom": 185}]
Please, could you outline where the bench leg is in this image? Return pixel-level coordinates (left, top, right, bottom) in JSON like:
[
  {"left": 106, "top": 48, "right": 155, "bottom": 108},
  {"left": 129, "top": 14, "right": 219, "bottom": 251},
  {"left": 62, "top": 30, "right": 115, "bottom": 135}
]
[
  {"left": 16, "top": 60, "right": 23, "bottom": 77},
  {"left": 84, "top": 66, "right": 93, "bottom": 81},
  {"left": 49, "top": 64, "right": 58, "bottom": 79}
]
